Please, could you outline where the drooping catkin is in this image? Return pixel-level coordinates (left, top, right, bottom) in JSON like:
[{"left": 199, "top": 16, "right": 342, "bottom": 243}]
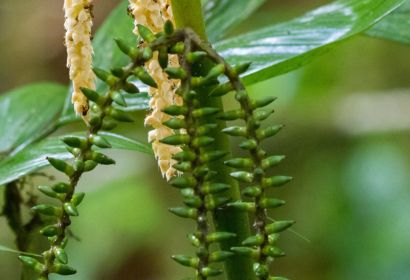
[
  {"left": 128, "top": 0, "right": 183, "bottom": 180},
  {"left": 64, "top": 0, "right": 95, "bottom": 117}
]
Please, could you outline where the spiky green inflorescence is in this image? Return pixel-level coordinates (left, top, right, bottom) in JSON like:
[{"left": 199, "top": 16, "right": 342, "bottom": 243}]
[{"left": 18, "top": 39, "right": 157, "bottom": 279}]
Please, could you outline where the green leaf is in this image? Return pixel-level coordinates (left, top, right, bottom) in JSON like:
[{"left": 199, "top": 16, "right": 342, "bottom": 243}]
[
  {"left": 0, "top": 132, "right": 152, "bottom": 186},
  {"left": 0, "top": 245, "right": 42, "bottom": 258},
  {"left": 0, "top": 83, "right": 66, "bottom": 156},
  {"left": 366, "top": 0, "right": 410, "bottom": 44},
  {"left": 203, "top": 0, "right": 267, "bottom": 41},
  {"left": 214, "top": 0, "right": 406, "bottom": 85}
]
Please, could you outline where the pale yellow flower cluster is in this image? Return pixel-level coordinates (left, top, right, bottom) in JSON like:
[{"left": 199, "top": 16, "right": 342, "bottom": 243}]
[
  {"left": 64, "top": 0, "right": 95, "bottom": 117},
  {"left": 129, "top": 0, "right": 183, "bottom": 180}
]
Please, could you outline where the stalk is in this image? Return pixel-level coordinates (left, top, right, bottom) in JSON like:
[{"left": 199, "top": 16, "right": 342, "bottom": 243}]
[{"left": 171, "top": 1, "right": 256, "bottom": 279}]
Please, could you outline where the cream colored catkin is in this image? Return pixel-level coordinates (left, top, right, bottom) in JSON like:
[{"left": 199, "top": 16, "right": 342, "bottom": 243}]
[
  {"left": 129, "top": 0, "right": 183, "bottom": 181},
  {"left": 64, "top": 0, "right": 95, "bottom": 117}
]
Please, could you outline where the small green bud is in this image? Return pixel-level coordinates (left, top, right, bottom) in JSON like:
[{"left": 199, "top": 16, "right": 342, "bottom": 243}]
[
  {"left": 71, "top": 192, "right": 85, "bottom": 206},
  {"left": 114, "top": 38, "right": 138, "bottom": 59},
  {"left": 261, "top": 155, "right": 285, "bottom": 169},
  {"left": 165, "top": 67, "right": 187, "bottom": 79},
  {"left": 158, "top": 46, "right": 169, "bottom": 69},
  {"left": 193, "top": 165, "right": 210, "bottom": 177},
  {"left": 242, "top": 234, "right": 264, "bottom": 246},
  {"left": 230, "top": 171, "right": 254, "bottom": 183},
  {"left": 256, "top": 125, "right": 284, "bottom": 140},
  {"left": 180, "top": 188, "right": 194, "bottom": 198},
  {"left": 172, "top": 150, "right": 196, "bottom": 161},
  {"left": 209, "top": 83, "right": 233, "bottom": 97},
  {"left": 109, "top": 108, "right": 134, "bottom": 122},
  {"left": 265, "top": 220, "right": 295, "bottom": 234},
  {"left": 52, "top": 182, "right": 72, "bottom": 193},
  {"left": 163, "top": 105, "right": 188, "bottom": 116},
  {"left": 66, "top": 147, "right": 81, "bottom": 157},
  {"left": 47, "top": 157, "right": 75, "bottom": 176},
  {"left": 204, "top": 171, "right": 218, "bottom": 181},
  {"left": 235, "top": 90, "right": 248, "bottom": 102},
  {"left": 200, "top": 150, "right": 227, "bottom": 163},
  {"left": 163, "top": 118, "right": 186, "bottom": 129},
  {"left": 54, "top": 264, "right": 77, "bottom": 275},
  {"left": 187, "top": 234, "right": 200, "bottom": 247},
  {"left": 163, "top": 20, "right": 174, "bottom": 35},
  {"left": 40, "top": 225, "right": 60, "bottom": 237},
  {"left": 173, "top": 161, "right": 192, "bottom": 172},
  {"left": 64, "top": 202, "right": 79, "bottom": 216},
  {"left": 209, "top": 251, "right": 234, "bottom": 262},
  {"left": 123, "top": 82, "right": 140, "bottom": 94},
  {"left": 227, "top": 201, "right": 256, "bottom": 212},
  {"left": 169, "top": 207, "right": 198, "bottom": 219},
  {"left": 32, "top": 204, "right": 61, "bottom": 216},
  {"left": 84, "top": 160, "right": 98, "bottom": 172},
  {"left": 201, "top": 267, "right": 223, "bottom": 277},
  {"left": 205, "top": 195, "right": 230, "bottom": 210},
  {"left": 90, "top": 135, "right": 111, "bottom": 149},
  {"left": 142, "top": 47, "right": 153, "bottom": 61},
  {"left": 201, "top": 183, "right": 230, "bottom": 195},
  {"left": 222, "top": 126, "right": 247, "bottom": 137},
  {"left": 169, "top": 176, "right": 197, "bottom": 189},
  {"left": 206, "top": 232, "right": 236, "bottom": 243},
  {"left": 110, "top": 91, "right": 127, "bottom": 107},
  {"left": 218, "top": 109, "right": 245, "bottom": 121},
  {"left": 93, "top": 68, "right": 118, "bottom": 86},
  {"left": 239, "top": 139, "right": 258, "bottom": 150},
  {"left": 38, "top": 185, "right": 62, "bottom": 199},
  {"left": 231, "top": 247, "right": 259, "bottom": 259},
  {"left": 61, "top": 136, "right": 87, "bottom": 148},
  {"left": 251, "top": 96, "right": 277, "bottom": 109},
  {"left": 186, "top": 51, "right": 207, "bottom": 64},
  {"left": 160, "top": 134, "right": 190, "bottom": 146},
  {"left": 92, "top": 152, "right": 116, "bottom": 165},
  {"left": 224, "top": 158, "right": 253, "bottom": 169},
  {"left": 54, "top": 247, "right": 68, "bottom": 264},
  {"left": 192, "top": 136, "right": 214, "bottom": 148},
  {"left": 242, "top": 186, "right": 261, "bottom": 198},
  {"left": 262, "top": 245, "right": 285, "bottom": 258},
  {"left": 111, "top": 67, "right": 125, "bottom": 78},
  {"left": 260, "top": 198, "right": 286, "bottom": 209},
  {"left": 169, "top": 42, "right": 185, "bottom": 54},
  {"left": 74, "top": 160, "right": 83, "bottom": 172},
  {"left": 101, "top": 118, "right": 118, "bottom": 131},
  {"left": 254, "top": 263, "right": 269, "bottom": 278},
  {"left": 268, "top": 233, "right": 280, "bottom": 245},
  {"left": 133, "top": 67, "right": 157, "bottom": 88},
  {"left": 191, "top": 77, "right": 207, "bottom": 88},
  {"left": 232, "top": 62, "right": 252, "bottom": 76},
  {"left": 18, "top": 256, "right": 44, "bottom": 272},
  {"left": 137, "top": 24, "right": 156, "bottom": 43},
  {"left": 183, "top": 195, "right": 202, "bottom": 208},
  {"left": 171, "top": 255, "right": 199, "bottom": 268},
  {"left": 192, "top": 107, "right": 220, "bottom": 118},
  {"left": 80, "top": 88, "right": 100, "bottom": 103},
  {"left": 254, "top": 109, "right": 275, "bottom": 121},
  {"left": 196, "top": 123, "right": 218, "bottom": 136},
  {"left": 88, "top": 113, "right": 102, "bottom": 127},
  {"left": 262, "top": 176, "right": 293, "bottom": 188},
  {"left": 206, "top": 64, "right": 226, "bottom": 80}
]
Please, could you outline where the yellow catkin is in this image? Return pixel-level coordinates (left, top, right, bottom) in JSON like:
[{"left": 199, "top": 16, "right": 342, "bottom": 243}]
[
  {"left": 64, "top": 0, "right": 95, "bottom": 117},
  {"left": 129, "top": 0, "right": 183, "bottom": 181}
]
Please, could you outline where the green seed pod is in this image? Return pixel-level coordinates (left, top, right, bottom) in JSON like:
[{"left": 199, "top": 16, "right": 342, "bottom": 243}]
[
  {"left": 192, "top": 107, "right": 220, "bottom": 118},
  {"left": 91, "top": 152, "right": 116, "bottom": 165},
  {"left": 242, "top": 234, "right": 264, "bottom": 246},
  {"left": 160, "top": 134, "right": 190, "bottom": 146},
  {"left": 222, "top": 126, "right": 247, "bottom": 137},
  {"left": 265, "top": 220, "right": 295, "bottom": 234},
  {"left": 63, "top": 202, "right": 79, "bottom": 216},
  {"left": 90, "top": 135, "right": 111, "bottom": 149},
  {"left": 205, "top": 195, "right": 230, "bottom": 210},
  {"left": 54, "top": 247, "right": 68, "bottom": 264},
  {"left": 109, "top": 108, "right": 134, "bottom": 122},
  {"left": 172, "top": 150, "right": 196, "bottom": 162},
  {"left": 201, "top": 183, "right": 230, "bottom": 195},
  {"left": 180, "top": 188, "right": 195, "bottom": 198},
  {"left": 71, "top": 192, "right": 86, "bottom": 206},
  {"left": 163, "top": 20, "right": 174, "bottom": 35},
  {"left": 224, "top": 158, "right": 253, "bottom": 169},
  {"left": 169, "top": 175, "right": 197, "bottom": 189},
  {"left": 93, "top": 68, "right": 118, "bottom": 86},
  {"left": 123, "top": 82, "right": 140, "bottom": 94},
  {"left": 47, "top": 157, "right": 75, "bottom": 176},
  {"left": 254, "top": 263, "right": 269, "bottom": 278},
  {"left": 110, "top": 91, "right": 127, "bottom": 107},
  {"left": 66, "top": 147, "right": 81, "bottom": 157},
  {"left": 169, "top": 207, "right": 198, "bottom": 219},
  {"left": 196, "top": 123, "right": 218, "bottom": 136},
  {"left": 227, "top": 201, "right": 256, "bottom": 213},
  {"left": 101, "top": 118, "right": 118, "bottom": 131},
  {"left": 191, "top": 77, "right": 207, "bottom": 88},
  {"left": 38, "top": 185, "right": 61, "bottom": 199},
  {"left": 165, "top": 67, "right": 187, "bottom": 80},
  {"left": 260, "top": 198, "right": 286, "bottom": 209},
  {"left": 254, "top": 109, "right": 275, "bottom": 121},
  {"left": 187, "top": 234, "right": 200, "bottom": 247},
  {"left": 133, "top": 67, "right": 157, "bottom": 88},
  {"left": 114, "top": 38, "right": 138, "bottom": 59},
  {"left": 206, "top": 232, "right": 236, "bottom": 243},
  {"left": 209, "top": 83, "right": 233, "bottom": 97},
  {"left": 173, "top": 161, "right": 192, "bottom": 172},
  {"left": 163, "top": 118, "right": 186, "bottom": 129},
  {"left": 218, "top": 109, "right": 245, "bottom": 121},
  {"left": 209, "top": 251, "right": 234, "bottom": 263},
  {"left": 40, "top": 225, "right": 60, "bottom": 237},
  {"left": 158, "top": 46, "right": 169, "bottom": 69},
  {"left": 169, "top": 42, "right": 185, "bottom": 54},
  {"left": 207, "top": 64, "right": 226, "bottom": 80},
  {"left": 186, "top": 51, "right": 207, "bottom": 64},
  {"left": 88, "top": 113, "right": 102, "bottom": 127},
  {"left": 261, "top": 155, "right": 286, "bottom": 170},
  {"left": 163, "top": 105, "right": 188, "bottom": 116},
  {"left": 80, "top": 88, "right": 101, "bottom": 103},
  {"left": 232, "top": 62, "right": 252, "bottom": 76},
  {"left": 201, "top": 267, "right": 223, "bottom": 277},
  {"left": 242, "top": 186, "right": 261, "bottom": 198},
  {"left": 200, "top": 150, "right": 227, "bottom": 163},
  {"left": 52, "top": 182, "right": 72, "bottom": 194},
  {"left": 256, "top": 125, "right": 284, "bottom": 141},
  {"left": 137, "top": 24, "right": 156, "bottom": 43},
  {"left": 262, "top": 176, "right": 293, "bottom": 188},
  {"left": 230, "top": 247, "right": 259, "bottom": 259},
  {"left": 262, "top": 246, "right": 285, "bottom": 258},
  {"left": 183, "top": 195, "right": 202, "bottom": 208},
  {"left": 53, "top": 264, "right": 77, "bottom": 275},
  {"left": 268, "top": 233, "right": 280, "bottom": 245},
  {"left": 61, "top": 136, "right": 87, "bottom": 148},
  {"left": 230, "top": 171, "right": 254, "bottom": 183},
  {"left": 171, "top": 255, "right": 199, "bottom": 268},
  {"left": 84, "top": 160, "right": 98, "bottom": 172},
  {"left": 251, "top": 96, "right": 277, "bottom": 109},
  {"left": 18, "top": 256, "right": 44, "bottom": 273},
  {"left": 111, "top": 67, "right": 125, "bottom": 78},
  {"left": 192, "top": 136, "right": 215, "bottom": 148},
  {"left": 32, "top": 204, "right": 61, "bottom": 216}
]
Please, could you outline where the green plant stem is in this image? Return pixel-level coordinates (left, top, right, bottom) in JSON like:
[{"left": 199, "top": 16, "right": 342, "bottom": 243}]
[{"left": 171, "top": 2, "right": 256, "bottom": 280}]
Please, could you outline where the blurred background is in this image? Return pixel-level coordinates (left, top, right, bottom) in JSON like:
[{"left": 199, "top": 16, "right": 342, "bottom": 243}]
[{"left": 1, "top": 0, "right": 410, "bottom": 279}]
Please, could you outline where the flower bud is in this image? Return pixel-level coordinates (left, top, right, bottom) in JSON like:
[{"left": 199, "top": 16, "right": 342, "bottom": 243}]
[
  {"left": 262, "top": 176, "right": 293, "bottom": 188},
  {"left": 169, "top": 207, "right": 198, "bottom": 219},
  {"left": 230, "top": 171, "right": 254, "bottom": 183},
  {"left": 47, "top": 157, "right": 75, "bottom": 176},
  {"left": 137, "top": 24, "right": 156, "bottom": 43},
  {"left": 171, "top": 255, "right": 199, "bottom": 268},
  {"left": 265, "top": 221, "right": 295, "bottom": 234}
]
